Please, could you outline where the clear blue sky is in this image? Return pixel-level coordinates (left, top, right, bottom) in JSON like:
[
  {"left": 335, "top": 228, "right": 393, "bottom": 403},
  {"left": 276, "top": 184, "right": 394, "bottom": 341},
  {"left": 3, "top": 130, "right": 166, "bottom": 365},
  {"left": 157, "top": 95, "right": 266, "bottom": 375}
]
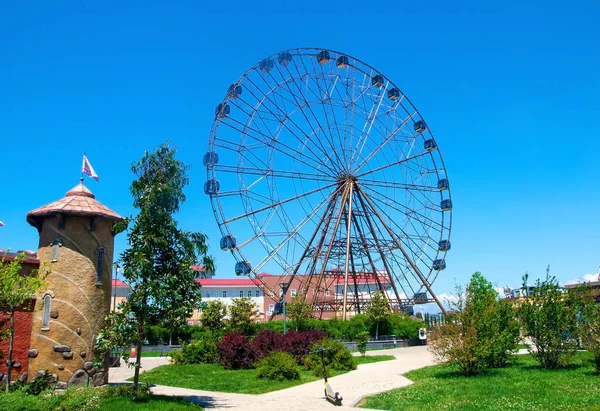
[{"left": 1, "top": 1, "right": 599, "bottom": 298}]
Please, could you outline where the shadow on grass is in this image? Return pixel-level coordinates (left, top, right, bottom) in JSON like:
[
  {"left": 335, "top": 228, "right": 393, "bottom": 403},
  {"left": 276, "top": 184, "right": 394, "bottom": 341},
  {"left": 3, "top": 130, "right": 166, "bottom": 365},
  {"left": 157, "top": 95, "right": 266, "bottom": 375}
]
[{"left": 182, "top": 395, "right": 236, "bottom": 408}]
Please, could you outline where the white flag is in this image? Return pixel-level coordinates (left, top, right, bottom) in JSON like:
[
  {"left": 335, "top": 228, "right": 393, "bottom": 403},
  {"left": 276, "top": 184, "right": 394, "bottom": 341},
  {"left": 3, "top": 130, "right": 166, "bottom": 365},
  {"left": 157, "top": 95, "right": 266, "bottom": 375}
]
[
  {"left": 0, "top": 221, "right": 4, "bottom": 227},
  {"left": 82, "top": 154, "right": 100, "bottom": 182}
]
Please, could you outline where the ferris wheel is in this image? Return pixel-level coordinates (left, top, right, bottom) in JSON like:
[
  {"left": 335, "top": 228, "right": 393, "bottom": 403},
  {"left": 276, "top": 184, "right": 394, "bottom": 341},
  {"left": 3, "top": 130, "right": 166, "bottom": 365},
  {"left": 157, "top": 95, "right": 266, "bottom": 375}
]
[{"left": 205, "top": 48, "right": 452, "bottom": 317}]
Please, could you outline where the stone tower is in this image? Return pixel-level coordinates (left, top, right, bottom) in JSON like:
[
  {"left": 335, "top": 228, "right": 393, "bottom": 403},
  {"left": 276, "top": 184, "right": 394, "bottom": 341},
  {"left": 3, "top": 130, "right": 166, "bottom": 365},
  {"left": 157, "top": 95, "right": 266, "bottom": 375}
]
[{"left": 26, "top": 180, "right": 123, "bottom": 388}]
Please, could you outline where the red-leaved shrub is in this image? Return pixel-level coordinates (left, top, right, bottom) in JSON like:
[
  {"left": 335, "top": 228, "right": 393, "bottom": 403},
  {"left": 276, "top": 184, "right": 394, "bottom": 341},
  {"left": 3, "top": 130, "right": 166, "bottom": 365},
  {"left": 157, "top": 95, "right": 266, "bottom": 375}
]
[
  {"left": 281, "top": 330, "right": 327, "bottom": 364},
  {"left": 252, "top": 330, "right": 284, "bottom": 360},
  {"left": 217, "top": 331, "right": 256, "bottom": 369}
]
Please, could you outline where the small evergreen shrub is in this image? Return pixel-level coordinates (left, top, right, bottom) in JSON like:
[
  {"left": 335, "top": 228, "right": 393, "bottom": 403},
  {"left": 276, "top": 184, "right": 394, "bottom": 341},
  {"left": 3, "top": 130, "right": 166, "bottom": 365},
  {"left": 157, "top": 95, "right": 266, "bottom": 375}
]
[
  {"left": 256, "top": 351, "right": 300, "bottom": 381},
  {"left": 305, "top": 338, "right": 356, "bottom": 377},
  {"left": 217, "top": 331, "right": 257, "bottom": 369}
]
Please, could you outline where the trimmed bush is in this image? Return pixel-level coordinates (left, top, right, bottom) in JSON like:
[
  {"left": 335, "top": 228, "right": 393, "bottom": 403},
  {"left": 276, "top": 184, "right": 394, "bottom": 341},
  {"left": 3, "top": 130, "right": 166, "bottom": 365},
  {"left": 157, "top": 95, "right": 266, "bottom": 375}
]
[
  {"left": 282, "top": 330, "right": 327, "bottom": 364},
  {"left": 305, "top": 338, "right": 356, "bottom": 377},
  {"left": 217, "top": 331, "right": 257, "bottom": 369},
  {"left": 252, "top": 330, "right": 284, "bottom": 360},
  {"left": 256, "top": 351, "right": 300, "bottom": 381},
  {"left": 385, "top": 313, "right": 424, "bottom": 339},
  {"left": 172, "top": 330, "right": 219, "bottom": 364}
]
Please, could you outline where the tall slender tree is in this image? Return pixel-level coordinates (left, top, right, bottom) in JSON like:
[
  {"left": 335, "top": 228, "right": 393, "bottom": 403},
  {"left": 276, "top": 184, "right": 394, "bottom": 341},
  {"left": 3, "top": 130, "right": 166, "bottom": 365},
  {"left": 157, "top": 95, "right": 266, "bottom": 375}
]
[
  {"left": 365, "top": 291, "right": 390, "bottom": 340},
  {"left": 119, "top": 143, "right": 215, "bottom": 399},
  {"left": 0, "top": 253, "right": 46, "bottom": 391}
]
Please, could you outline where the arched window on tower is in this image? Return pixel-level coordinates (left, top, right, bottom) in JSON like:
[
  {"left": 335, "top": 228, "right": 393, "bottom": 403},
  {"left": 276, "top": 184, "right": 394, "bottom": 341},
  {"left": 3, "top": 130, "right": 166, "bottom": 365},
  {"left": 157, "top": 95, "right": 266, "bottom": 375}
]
[
  {"left": 96, "top": 246, "right": 105, "bottom": 285},
  {"left": 51, "top": 238, "right": 62, "bottom": 262},
  {"left": 41, "top": 292, "right": 54, "bottom": 331}
]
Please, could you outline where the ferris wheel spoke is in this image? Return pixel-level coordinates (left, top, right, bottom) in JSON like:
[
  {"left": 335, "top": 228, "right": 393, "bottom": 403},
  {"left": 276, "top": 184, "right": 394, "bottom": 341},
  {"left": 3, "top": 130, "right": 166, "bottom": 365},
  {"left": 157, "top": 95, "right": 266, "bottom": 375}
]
[
  {"left": 354, "top": 150, "right": 431, "bottom": 179},
  {"left": 353, "top": 112, "right": 418, "bottom": 173},
  {"left": 357, "top": 185, "right": 438, "bottom": 268},
  {"left": 311, "top": 59, "right": 350, "bottom": 172},
  {"left": 221, "top": 114, "right": 335, "bottom": 175},
  {"left": 247, "top": 65, "right": 342, "bottom": 174},
  {"left": 251, "top": 185, "right": 343, "bottom": 275},
  {"left": 287, "top": 55, "right": 347, "bottom": 173},
  {"left": 213, "top": 164, "right": 331, "bottom": 182},
  {"left": 361, "top": 185, "right": 444, "bottom": 232},
  {"left": 352, "top": 81, "right": 388, "bottom": 170},
  {"left": 357, "top": 178, "right": 438, "bottom": 192},
  {"left": 238, "top": 76, "right": 342, "bottom": 175},
  {"left": 354, "top": 183, "right": 447, "bottom": 314},
  {"left": 224, "top": 182, "right": 337, "bottom": 224}
]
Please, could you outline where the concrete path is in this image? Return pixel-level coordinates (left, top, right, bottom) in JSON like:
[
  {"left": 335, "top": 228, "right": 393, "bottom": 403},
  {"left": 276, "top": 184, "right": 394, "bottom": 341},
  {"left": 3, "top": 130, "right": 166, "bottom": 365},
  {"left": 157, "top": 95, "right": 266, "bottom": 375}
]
[
  {"left": 135, "top": 346, "right": 435, "bottom": 410},
  {"left": 109, "top": 356, "right": 171, "bottom": 382}
]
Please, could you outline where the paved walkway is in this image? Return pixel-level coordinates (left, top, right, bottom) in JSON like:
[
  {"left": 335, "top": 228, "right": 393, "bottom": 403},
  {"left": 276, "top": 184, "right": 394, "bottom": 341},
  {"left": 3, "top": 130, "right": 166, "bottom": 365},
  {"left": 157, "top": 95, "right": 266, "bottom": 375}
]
[{"left": 109, "top": 345, "right": 435, "bottom": 410}]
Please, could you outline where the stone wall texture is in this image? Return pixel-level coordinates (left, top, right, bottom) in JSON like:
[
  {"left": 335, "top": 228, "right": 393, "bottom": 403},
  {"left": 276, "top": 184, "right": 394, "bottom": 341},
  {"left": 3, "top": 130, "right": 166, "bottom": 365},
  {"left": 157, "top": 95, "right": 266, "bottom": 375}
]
[{"left": 28, "top": 215, "right": 115, "bottom": 387}]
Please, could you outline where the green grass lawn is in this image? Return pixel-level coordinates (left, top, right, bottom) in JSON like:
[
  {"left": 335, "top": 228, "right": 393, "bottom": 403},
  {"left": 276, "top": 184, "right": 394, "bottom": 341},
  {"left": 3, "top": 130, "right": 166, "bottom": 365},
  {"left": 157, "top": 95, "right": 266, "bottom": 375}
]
[
  {"left": 137, "top": 355, "right": 394, "bottom": 395},
  {"left": 99, "top": 394, "right": 200, "bottom": 410},
  {"left": 354, "top": 354, "right": 395, "bottom": 365},
  {"left": 141, "top": 350, "right": 172, "bottom": 357},
  {"left": 0, "top": 390, "right": 201, "bottom": 411},
  {"left": 360, "top": 352, "right": 600, "bottom": 410}
]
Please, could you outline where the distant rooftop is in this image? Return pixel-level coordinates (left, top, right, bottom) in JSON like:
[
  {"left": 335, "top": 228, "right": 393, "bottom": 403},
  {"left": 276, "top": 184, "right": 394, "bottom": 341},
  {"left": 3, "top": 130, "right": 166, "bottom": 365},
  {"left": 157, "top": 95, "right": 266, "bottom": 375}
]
[{"left": 0, "top": 250, "right": 40, "bottom": 265}]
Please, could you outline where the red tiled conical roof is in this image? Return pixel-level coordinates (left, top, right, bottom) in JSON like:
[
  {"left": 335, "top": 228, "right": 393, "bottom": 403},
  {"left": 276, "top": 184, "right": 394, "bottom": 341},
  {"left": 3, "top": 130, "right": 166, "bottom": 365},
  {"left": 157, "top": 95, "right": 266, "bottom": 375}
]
[{"left": 27, "top": 179, "right": 123, "bottom": 227}]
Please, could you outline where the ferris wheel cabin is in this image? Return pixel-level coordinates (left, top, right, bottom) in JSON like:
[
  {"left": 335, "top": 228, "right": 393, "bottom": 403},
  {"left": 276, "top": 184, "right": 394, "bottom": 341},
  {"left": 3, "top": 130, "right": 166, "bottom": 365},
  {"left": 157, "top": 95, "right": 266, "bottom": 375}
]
[
  {"left": 424, "top": 139, "right": 437, "bottom": 152},
  {"left": 433, "top": 259, "right": 447, "bottom": 271},
  {"left": 336, "top": 55, "right": 349, "bottom": 68},
  {"left": 440, "top": 199, "right": 452, "bottom": 211},
  {"left": 220, "top": 235, "right": 237, "bottom": 251},
  {"left": 414, "top": 120, "right": 427, "bottom": 133},
  {"left": 235, "top": 261, "right": 252, "bottom": 276},
  {"left": 437, "top": 178, "right": 449, "bottom": 191},
  {"left": 203, "top": 151, "right": 218, "bottom": 168},
  {"left": 317, "top": 50, "right": 331, "bottom": 64},
  {"left": 204, "top": 179, "right": 220, "bottom": 195},
  {"left": 438, "top": 240, "right": 451, "bottom": 251}
]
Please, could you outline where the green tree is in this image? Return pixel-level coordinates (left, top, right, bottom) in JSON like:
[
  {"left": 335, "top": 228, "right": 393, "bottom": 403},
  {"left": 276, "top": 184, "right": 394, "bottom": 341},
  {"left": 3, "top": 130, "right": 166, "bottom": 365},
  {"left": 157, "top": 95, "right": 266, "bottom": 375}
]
[
  {"left": 227, "top": 297, "right": 257, "bottom": 334},
  {"left": 200, "top": 300, "right": 227, "bottom": 331},
  {"left": 356, "top": 331, "right": 369, "bottom": 357},
  {"left": 286, "top": 293, "right": 313, "bottom": 331},
  {"left": 95, "top": 310, "right": 137, "bottom": 370},
  {"left": 568, "top": 282, "right": 600, "bottom": 372},
  {"left": 118, "top": 143, "right": 215, "bottom": 399},
  {"left": 518, "top": 274, "right": 579, "bottom": 369},
  {"left": 365, "top": 291, "right": 390, "bottom": 340},
  {"left": 0, "top": 253, "right": 46, "bottom": 391},
  {"left": 429, "top": 272, "right": 520, "bottom": 375}
]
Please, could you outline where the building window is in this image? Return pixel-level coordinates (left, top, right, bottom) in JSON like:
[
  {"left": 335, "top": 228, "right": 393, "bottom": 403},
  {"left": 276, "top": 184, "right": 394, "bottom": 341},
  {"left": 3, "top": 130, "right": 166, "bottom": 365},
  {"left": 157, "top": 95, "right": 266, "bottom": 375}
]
[
  {"left": 255, "top": 290, "right": 260, "bottom": 297},
  {"left": 50, "top": 238, "right": 62, "bottom": 262},
  {"left": 239, "top": 290, "right": 244, "bottom": 298},
  {"left": 222, "top": 290, "right": 227, "bottom": 298},
  {"left": 96, "top": 246, "right": 105, "bottom": 285},
  {"left": 41, "top": 292, "right": 53, "bottom": 331},
  {"left": 206, "top": 292, "right": 211, "bottom": 298},
  {"left": 325, "top": 289, "right": 330, "bottom": 297},
  {"left": 247, "top": 290, "right": 252, "bottom": 298},
  {"left": 291, "top": 289, "right": 297, "bottom": 297},
  {"left": 268, "top": 304, "right": 274, "bottom": 313}
]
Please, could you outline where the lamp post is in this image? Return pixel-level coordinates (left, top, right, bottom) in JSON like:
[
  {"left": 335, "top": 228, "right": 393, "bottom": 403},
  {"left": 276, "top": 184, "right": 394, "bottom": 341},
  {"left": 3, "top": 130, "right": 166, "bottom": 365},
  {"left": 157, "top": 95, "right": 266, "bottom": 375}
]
[{"left": 281, "top": 282, "right": 290, "bottom": 335}]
